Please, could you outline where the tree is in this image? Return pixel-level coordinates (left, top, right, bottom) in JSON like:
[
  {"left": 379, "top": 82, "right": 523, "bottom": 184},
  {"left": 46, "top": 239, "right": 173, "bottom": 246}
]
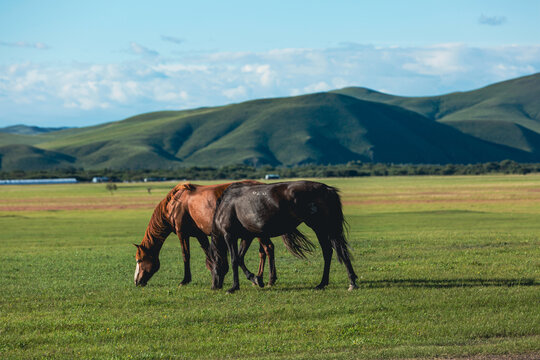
[{"left": 106, "top": 183, "right": 117, "bottom": 195}]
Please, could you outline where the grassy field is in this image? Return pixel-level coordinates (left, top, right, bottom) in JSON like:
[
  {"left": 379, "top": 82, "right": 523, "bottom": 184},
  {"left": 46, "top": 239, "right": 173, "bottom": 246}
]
[{"left": 0, "top": 176, "right": 539, "bottom": 359}]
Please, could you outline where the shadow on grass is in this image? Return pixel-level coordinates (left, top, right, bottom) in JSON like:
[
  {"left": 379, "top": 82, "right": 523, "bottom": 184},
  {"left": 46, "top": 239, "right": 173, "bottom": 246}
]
[
  {"left": 359, "top": 278, "right": 538, "bottom": 289},
  {"left": 267, "top": 278, "right": 538, "bottom": 292}
]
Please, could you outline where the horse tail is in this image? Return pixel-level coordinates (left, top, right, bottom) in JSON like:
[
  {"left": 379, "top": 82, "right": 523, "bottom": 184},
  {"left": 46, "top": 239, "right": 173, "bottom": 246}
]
[
  {"left": 208, "top": 231, "right": 223, "bottom": 271},
  {"left": 280, "top": 229, "right": 315, "bottom": 259},
  {"left": 326, "top": 186, "right": 352, "bottom": 264},
  {"left": 208, "top": 184, "right": 232, "bottom": 270},
  {"left": 208, "top": 232, "right": 229, "bottom": 267}
]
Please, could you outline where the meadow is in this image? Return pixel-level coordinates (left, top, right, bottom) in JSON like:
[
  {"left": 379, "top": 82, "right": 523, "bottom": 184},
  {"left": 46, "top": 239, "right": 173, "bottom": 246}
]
[{"left": 0, "top": 175, "right": 539, "bottom": 359}]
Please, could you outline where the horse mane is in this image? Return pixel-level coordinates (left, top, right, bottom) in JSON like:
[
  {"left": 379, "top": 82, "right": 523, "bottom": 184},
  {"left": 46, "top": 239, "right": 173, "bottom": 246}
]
[
  {"left": 238, "top": 179, "right": 261, "bottom": 185},
  {"left": 140, "top": 183, "right": 194, "bottom": 253},
  {"left": 181, "top": 182, "right": 196, "bottom": 191},
  {"left": 218, "top": 180, "right": 255, "bottom": 193}
]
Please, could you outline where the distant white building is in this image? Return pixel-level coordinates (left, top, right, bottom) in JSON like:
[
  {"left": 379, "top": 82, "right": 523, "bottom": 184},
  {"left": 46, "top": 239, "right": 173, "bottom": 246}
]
[
  {"left": 92, "top": 177, "right": 110, "bottom": 183},
  {"left": 144, "top": 177, "right": 166, "bottom": 182},
  {"left": 264, "top": 174, "right": 280, "bottom": 180},
  {"left": 0, "top": 178, "right": 78, "bottom": 185}
]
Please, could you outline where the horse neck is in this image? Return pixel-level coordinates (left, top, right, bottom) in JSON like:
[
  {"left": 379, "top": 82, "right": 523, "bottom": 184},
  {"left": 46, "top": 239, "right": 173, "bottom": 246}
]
[{"left": 140, "top": 199, "right": 173, "bottom": 256}]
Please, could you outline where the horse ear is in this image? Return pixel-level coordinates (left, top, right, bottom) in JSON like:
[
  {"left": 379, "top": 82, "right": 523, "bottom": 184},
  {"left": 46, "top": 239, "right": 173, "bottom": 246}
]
[
  {"left": 135, "top": 244, "right": 150, "bottom": 252},
  {"left": 133, "top": 243, "right": 140, "bottom": 248},
  {"left": 182, "top": 183, "right": 195, "bottom": 191}
]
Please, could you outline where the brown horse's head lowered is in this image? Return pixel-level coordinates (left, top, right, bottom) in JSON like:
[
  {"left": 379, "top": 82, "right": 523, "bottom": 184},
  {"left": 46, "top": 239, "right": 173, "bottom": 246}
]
[{"left": 133, "top": 243, "right": 160, "bottom": 286}]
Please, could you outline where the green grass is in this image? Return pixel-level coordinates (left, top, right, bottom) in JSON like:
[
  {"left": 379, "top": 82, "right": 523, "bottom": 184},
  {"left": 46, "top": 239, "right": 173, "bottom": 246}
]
[{"left": 1, "top": 176, "right": 539, "bottom": 359}]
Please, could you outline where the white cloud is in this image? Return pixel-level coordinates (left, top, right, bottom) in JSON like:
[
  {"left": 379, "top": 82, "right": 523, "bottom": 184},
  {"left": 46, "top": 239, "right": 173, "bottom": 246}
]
[
  {"left": 242, "top": 64, "right": 275, "bottom": 86},
  {"left": 1, "top": 43, "right": 539, "bottom": 125},
  {"left": 109, "top": 83, "right": 124, "bottom": 102},
  {"left": 479, "top": 14, "right": 507, "bottom": 26},
  {"left": 129, "top": 42, "right": 159, "bottom": 57},
  {"left": 402, "top": 43, "right": 468, "bottom": 75},
  {"left": 222, "top": 85, "right": 247, "bottom": 99},
  {"left": 303, "top": 81, "right": 331, "bottom": 93},
  {"left": 152, "top": 63, "right": 209, "bottom": 74},
  {"left": 161, "top": 35, "right": 185, "bottom": 45},
  {"left": 153, "top": 85, "right": 189, "bottom": 102},
  {"left": 0, "top": 41, "right": 50, "bottom": 49}
]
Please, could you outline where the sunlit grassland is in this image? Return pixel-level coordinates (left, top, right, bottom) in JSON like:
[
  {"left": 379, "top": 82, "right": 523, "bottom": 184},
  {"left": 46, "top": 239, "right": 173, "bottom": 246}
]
[{"left": 0, "top": 175, "right": 539, "bottom": 359}]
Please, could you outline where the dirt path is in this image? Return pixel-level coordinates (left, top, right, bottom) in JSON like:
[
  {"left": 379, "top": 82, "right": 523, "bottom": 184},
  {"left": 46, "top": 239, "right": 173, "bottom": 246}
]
[
  {"left": 0, "top": 196, "right": 158, "bottom": 211},
  {"left": 426, "top": 353, "right": 540, "bottom": 360}
]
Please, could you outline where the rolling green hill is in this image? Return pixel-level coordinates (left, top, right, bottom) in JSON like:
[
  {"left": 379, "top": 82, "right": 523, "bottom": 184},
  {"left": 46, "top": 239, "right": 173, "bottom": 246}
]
[
  {"left": 332, "top": 72, "right": 540, "bottom": 150},
  {"left": 1, "top": 73, "right": 539, "bottom": 171},
  {"left": 0, "top": 144, "right": 75, "bottom": 170},
  {"left": 0, "top": 125, "right": 70, "bottom": 135}
]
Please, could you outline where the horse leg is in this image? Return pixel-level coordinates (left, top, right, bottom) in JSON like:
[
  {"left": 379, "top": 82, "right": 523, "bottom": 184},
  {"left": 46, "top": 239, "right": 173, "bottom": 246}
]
[
  {"left": 314, "top": 230, "right": 332, "bottom": 290},
  {"left": 238, "top": 237, "right": 261, "bottom": 287},
  {"left": 312, "top": 225, "right": 358, "bottom": 291},
  {"left": 256, "top": 243, "right": 266, "bottom": 287},
  {"left": 225, "top": 234, "right": 240, "bottom": 293},
  {"left": 178, "top": 234, "right": 191, "bottom": 286},
  {"left": 260, "top": 238, "right": 277, "bottom": 286},
  {"left": 325, "top": 225, "right": 358, "bottom": 291},
  {"left": 340, "top": 247, "right": 358, "bottom": 291},
  {"left": 194, "top": 232, "right": 209, "bottom": 256},
  {"left": 194, "top": 233, "right": 212, "bottom": 271}
]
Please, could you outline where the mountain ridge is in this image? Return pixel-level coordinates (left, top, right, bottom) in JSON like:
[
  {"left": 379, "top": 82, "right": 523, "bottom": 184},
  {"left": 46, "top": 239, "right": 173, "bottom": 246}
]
[
  {"left": 1, "top": 73, "right": 539, "bottom": 171},
  {"left": 0, "top": 125, "right": 71, "bottom": 136}
]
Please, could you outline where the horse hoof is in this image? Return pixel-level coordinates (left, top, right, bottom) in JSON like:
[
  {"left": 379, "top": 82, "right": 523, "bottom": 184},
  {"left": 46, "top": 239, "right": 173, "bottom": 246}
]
[
  {"left": 314, "top": 285, "right": 326, "bottom": 290},
  {"left": 348, "top": 284, "right": 358, "bottom": 291},
  {"left": 247, "top": 274, "right": 255, "bottom": 282},
  {"left": 226, "top": 287, "right": 239, "bottom": 294},
  {"left": 249, "top": 275, "right": 264, "bottom": 287}
]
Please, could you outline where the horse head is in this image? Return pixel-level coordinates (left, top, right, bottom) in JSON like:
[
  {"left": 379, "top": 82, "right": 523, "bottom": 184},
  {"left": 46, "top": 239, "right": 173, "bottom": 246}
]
[{"left": 133, "top": 244, "right": 160, "bottom": 286}]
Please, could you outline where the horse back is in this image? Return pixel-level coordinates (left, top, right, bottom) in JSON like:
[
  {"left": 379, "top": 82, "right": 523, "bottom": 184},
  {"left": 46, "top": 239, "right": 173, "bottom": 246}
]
[
  {"left": 169, "top": 180, "right": 262, "bottom": 235},
  {"left": 214, "top": 181, "right": 331, "bottom": 237}
]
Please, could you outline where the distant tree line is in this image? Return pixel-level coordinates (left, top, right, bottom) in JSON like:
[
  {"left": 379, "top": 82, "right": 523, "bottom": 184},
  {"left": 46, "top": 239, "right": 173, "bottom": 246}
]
[{"left": 1, "top": 160, "right": 540, "bottom": 182}]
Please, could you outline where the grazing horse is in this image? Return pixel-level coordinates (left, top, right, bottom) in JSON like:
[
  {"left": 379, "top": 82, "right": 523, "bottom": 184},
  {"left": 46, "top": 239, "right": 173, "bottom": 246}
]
[
  {"left": 209, "top": 180, "right": 358, "bottom": 293},
  {"left": 134, "top": 181, "right": 312, "bottom": 287}
]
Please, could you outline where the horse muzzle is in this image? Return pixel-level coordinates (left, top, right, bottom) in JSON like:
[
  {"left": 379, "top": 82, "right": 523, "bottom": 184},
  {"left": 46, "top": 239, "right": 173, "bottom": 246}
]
[{"left": 135, "top": 279, "right": 148, "bottom": 287}]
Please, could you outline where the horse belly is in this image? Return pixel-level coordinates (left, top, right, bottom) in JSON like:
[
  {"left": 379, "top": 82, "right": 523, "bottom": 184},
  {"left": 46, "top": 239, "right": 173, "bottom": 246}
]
[{"left": 237, "top": 206, "right": 299, "bottom": 238}]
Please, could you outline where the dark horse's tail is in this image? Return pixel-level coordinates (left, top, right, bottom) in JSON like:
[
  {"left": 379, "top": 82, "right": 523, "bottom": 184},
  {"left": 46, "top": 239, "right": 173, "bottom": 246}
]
[
  {"left": 281, "top": 229, "right": 315, "bottom": 259},
  {"left": 325, "top": 186, "right": 352, "bottom": 264}
]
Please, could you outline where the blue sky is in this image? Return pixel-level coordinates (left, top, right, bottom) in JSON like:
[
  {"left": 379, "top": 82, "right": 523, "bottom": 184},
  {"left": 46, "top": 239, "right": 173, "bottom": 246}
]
[{"left": 1, "top": 0, "right": 539, "bottom": 126}]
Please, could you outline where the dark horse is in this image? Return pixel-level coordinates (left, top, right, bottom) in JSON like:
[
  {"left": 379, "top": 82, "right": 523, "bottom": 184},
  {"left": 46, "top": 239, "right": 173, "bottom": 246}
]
[
  {"left": 209, "top": 180, "right": 358, "bottom": 293},
  {"left": 134, "top": 181, "right": 312, "bottom": 287}
]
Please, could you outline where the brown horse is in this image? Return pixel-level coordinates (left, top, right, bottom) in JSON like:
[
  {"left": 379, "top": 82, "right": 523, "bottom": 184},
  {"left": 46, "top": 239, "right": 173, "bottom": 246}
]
[{"left": 134, "top": 181, "right": 313, "bottom": 287}]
